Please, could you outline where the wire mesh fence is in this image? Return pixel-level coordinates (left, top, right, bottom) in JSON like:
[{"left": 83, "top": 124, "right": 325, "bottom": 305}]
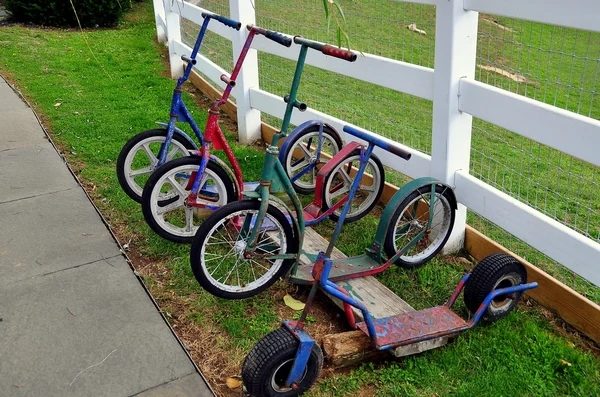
[{"left": 178, "top": 0, "right": 600, "bottom": 300}]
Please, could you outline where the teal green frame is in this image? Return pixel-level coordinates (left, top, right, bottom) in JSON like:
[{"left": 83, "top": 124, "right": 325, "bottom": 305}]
[{"left": 242, "top": 45, "right": 311, "bottom": 256}]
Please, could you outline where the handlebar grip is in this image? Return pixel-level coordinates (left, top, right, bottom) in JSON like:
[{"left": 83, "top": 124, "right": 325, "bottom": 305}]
[
  {"left": 321, "top": 45, "right": 357, "bottom": 62},
  {"left": 264, "top": 30, "right": 292, "bottom": 47},
  {"left": 388, "top": 144, "right": 412, "bottom": 161},
  {"left": 201, "top": 12, "right": 241, "bottom": 30}
]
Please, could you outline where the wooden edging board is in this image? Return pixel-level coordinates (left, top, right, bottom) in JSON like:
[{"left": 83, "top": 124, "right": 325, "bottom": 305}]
[{"left": 188, "top": 70, "right": 600, "bottom": 346}]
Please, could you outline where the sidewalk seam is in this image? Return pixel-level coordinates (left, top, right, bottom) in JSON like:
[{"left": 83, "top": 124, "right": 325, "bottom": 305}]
[
  {"left": 33, "top": 254, "right": 123, "bottom": 279},
  {"left": 125, "top": 371, "right": 199, "bottom": 397},
  {"left": 0, "top": 187, "right": 76, "bottom": 206}
]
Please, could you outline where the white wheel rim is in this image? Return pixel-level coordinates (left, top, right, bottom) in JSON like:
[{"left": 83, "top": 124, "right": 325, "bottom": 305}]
[
  {"left": 392, "top": 190, "right": 452, "bottom": 263},
  {"left": 489, "top": 273, "right": 521, "bottom": 314},
  {"left": 199, "top": 209, "right": 287, "bottom": 293},
  {"left": 324, "top": 155, "right": 381, "bottom": 218},
  {"left": 149, "top": 164, "right": 228, "bottom": 238},
  {"left": 270, "top": 358, "right": 307, "bottom": 393},
  {"left": 285, "top": 132, "right": 340, "bottom": 191},
  {"left": 124, "top": 135, "right": 189, "bottom": 197}
]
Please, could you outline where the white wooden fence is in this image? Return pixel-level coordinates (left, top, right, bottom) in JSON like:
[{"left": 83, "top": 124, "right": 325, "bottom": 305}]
[{"left": 153, "top": 0, "right": 600, "bottom": 287}]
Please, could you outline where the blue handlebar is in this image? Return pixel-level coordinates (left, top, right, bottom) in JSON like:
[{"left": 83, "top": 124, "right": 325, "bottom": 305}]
[
  {"left": 201, "top": 12, "right": 241, "bottom": 30},
  {"left": 343, "top": 125, "right": 411, "bottom": 161}
]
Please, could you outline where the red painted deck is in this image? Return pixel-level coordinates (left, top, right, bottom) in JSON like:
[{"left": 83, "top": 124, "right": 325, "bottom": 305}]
[{"left": 356, "top": 306, "right": 469, "bottom": 350}]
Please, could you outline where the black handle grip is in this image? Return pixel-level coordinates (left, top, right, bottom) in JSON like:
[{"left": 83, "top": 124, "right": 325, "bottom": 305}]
[
  {"left": 202, "top": 12, "right": 241, "bottom": 30},
  {"left": 321, "top": 45, "right": 357, "bottom": 62},
  {"left": 388, "top": 144, "right": 412, "bottom": 161},
  {"left": 264, "top": 30, "right": 292, "bottom": 47}
]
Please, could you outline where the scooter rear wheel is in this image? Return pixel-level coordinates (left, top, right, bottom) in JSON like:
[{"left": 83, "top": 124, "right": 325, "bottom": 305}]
[
  {"left": 242, "top": 327, "right": 323, "bottom": 397},
  {"left": 464, "top": 253, "right": 527, "bottom": 322}
]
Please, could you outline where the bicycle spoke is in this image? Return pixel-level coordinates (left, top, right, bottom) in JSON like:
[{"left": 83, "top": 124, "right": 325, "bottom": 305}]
[
  {"left": 167, "top": 176, "right": 189, "bottom": 198},
  {"left": 129, "top": 166, "right": 153, "bottom": 177},
  {"left": 141, "top": 143, "right": 158, "bottom": 165},
  {"left": 156, "top": 200, "right": 182, "bottom": 215},
  {"left": 184, "top": 207, "right": 194, "bottom": 232}
]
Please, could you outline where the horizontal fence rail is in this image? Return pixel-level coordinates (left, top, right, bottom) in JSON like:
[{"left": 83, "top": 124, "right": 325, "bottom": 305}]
[
  {"left": 464, "top": 0, "right": 600, "bottom": 33},
  {"left": 159, "top": 0, "right": 600, "bottom": 290},
  {"left": 459, "top": 79, "right": 600, "bottom": 167}
]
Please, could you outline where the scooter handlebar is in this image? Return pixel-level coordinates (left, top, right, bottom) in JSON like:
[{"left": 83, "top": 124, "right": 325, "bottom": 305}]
[
  {"left": 342, "top": 125, "right": 411, "bottom": 161},
  {"left": 201, "top": 12, "right": 241, "bottom": 30}
]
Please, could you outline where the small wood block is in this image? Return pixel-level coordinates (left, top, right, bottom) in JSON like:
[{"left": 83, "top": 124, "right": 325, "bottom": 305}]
[{"left": 300, "top": 228, "right": 447, "bottom": 361}]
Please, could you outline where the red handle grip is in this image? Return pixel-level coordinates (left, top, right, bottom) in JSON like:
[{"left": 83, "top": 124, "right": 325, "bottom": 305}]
[{"left": 321, "top": 45, "right": 357, "bottom": 62}]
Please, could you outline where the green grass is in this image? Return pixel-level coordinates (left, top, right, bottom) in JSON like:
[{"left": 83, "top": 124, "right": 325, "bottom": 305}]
[{"left": 1, "top": 1, "right": 599, "bottom": 396}]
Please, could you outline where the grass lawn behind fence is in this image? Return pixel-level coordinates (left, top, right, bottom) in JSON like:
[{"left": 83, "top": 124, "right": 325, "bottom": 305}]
[{"left": 0, "top": 2, "right": 599, "bottom": 396}]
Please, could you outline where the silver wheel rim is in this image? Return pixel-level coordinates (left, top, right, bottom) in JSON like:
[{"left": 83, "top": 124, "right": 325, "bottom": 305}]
[
  {"left": 199, "top": 209, "right": 288, "bottom": 293},
  {"left": 324, "top": 155, "right": 381, "bottom": 218},
  {"left": 285, "top": 131, "right": 340, "bottom": 191},
  {"left": 124, "top": 135, "right": 189, "bottom": 198},
  {"left": 149, "top": 163, "right": 228, "bottom": 238},
  {"left": 270, "top": 358, "right": 307, "bottom": 393},
  {"left": 488, "top": 273, "right": 521, "bottom": 314},
  {"left": 392, "top": 189, "right": 452, "bottom": 264}
]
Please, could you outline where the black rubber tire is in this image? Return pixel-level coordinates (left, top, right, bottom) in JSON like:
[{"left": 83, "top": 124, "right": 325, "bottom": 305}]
[
  {"left": 117, "top": 128, "right": 195, "bottom": 203},
  {"left": 242, "top": 327, "right": 323, "bottom": 397},
  {"left": 141, "top": 156, "right": 235, "bottom": 244},
  {"left": 281, "top": 124, "right": 343, "bottom": 195},
  {"left": 464, "top": 253, "right": 527, "bottom": 323},
  {"left": 384, "top": 184, "right": 455, "bottom": 268},
  {"left": 321, "top": 150, "right": 385, "bottom": 223},
  {"left": 190, "top": 199, "right": 299, "bottom": 299}
]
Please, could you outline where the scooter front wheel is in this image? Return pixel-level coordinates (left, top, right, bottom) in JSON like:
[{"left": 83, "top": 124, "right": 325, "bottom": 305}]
[
  {"left": 141, "top": 156, "right": 235, "bottom": 244},
  {"left": 117, "top": 129, "right": 194, "bottom": 202},
  {"left": 321, "top": 150, "right": 385, "bottom": 223},
  {"left": 190, "top": 200, "right": 299, "bottom": 299},
  {"left": 242, "top": 327, "right": 323, "bottom": 397},
  {"left": 384, "top": 184, "right": 455, "bottom": 268},
  {"left": 280, "top": 124, "right": 343, "bottom": 195}
]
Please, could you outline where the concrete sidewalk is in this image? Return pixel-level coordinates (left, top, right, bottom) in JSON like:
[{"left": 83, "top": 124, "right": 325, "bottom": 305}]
[{"left": 0, "top": 78, "right": 214, "bottom": 396}]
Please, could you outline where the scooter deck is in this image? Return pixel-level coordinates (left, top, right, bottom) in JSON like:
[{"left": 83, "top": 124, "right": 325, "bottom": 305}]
[
  {"left": 289, "top": 254, "right": 383, "bottom": 285},
  {"left": 356, "top": 306, "right": 470, "bottom": 350}
]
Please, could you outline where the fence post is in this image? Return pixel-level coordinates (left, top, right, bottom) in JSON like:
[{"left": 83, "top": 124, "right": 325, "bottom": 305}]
[
  {"left": 229, "top": 0, "right": 262, "bottom": 144},
  {"left": 430, "top": 0, "right": 479, "bottom": 253},
  {"left": 164, "top": 0, "right": 183, "bottom": 79},
  {"left": 153, "top": 0, "right": 167, "bottom": 44}
]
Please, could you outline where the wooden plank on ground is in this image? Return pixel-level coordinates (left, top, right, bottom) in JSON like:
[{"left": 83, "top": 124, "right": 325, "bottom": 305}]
[
  {"left": 301, "top": 228, "right": 448, "bottom": 366},
  {"left": 466, "top": 226, "right": 600, "bottom": 345}
]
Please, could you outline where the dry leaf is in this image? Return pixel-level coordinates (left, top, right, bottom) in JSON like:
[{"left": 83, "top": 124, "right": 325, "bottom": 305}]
[
  {"left": 54, "top": 102, "right": 62, "bottom": 107},
  {"left": 560, "top": 359, "right": 572, "bottom": 367},
  {"left": 226, "top": 377, "right": 243, "bottom": 389},
  {"left": 284, "top": 294, "right": 305, "bottom": 311},
  {"left": 407, "top": 23, "right": 427, "bottom": 35}
]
